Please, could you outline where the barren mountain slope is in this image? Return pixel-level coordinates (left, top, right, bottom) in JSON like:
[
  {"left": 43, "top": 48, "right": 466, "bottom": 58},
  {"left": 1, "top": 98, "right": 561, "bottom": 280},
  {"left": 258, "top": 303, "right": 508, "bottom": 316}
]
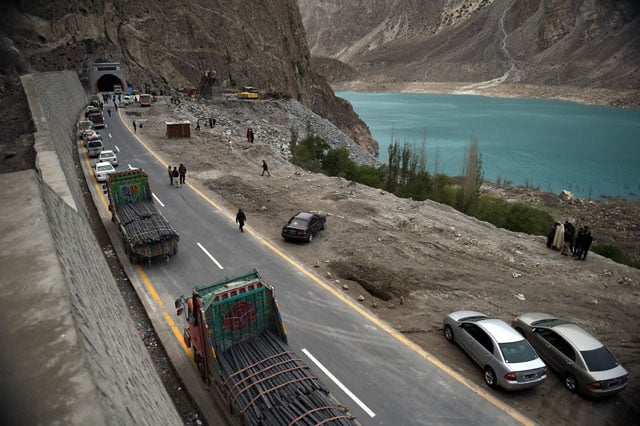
[
  {"left": 299, "top": 0, "right": 640, "bottom": 92},
  {"left": 0, "top": 0, "right": 378, "bottom": 153}
]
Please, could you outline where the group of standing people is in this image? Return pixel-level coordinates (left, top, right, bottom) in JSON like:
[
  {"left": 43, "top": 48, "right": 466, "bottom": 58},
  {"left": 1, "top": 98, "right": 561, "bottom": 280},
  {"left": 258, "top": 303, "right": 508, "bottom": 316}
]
[
  {"left": 547, "top": 220, "right": 593, "bottom": 260},
  {"left": 168, "top": 164, "right": 187, "bottom": 187}
]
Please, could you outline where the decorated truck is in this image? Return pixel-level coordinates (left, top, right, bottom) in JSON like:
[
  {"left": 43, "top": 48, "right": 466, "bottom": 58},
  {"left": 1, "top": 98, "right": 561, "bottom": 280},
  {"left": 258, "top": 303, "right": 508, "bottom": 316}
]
[
  {"left": 175, "top": 269, "right": 358, "bottom": 426},
  {"left": 106, "top": 169, "right": 179, "bottom": 263}
]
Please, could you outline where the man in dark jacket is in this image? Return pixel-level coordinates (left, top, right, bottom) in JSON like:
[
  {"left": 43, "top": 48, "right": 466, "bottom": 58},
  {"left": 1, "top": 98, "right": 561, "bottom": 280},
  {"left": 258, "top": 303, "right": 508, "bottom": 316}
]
[
  {"left": 577, "top": 230, "right": 594, "bottom": 260},
  {"left": 236, "top": 208, "right": 246, "bottom": 232},
  {"left": 172, "top": 167, "right": 180, "bottom": 187},
  {"left": 178, "top": 163, "right": 187, "bottom": 184}
]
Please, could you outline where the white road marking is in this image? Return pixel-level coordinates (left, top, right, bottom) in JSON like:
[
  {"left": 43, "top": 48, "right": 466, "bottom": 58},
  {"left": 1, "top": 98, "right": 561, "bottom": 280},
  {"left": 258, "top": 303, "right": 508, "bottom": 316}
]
[
  {"left": 301, "top": 348, "right": 376, "bottom": 418},
  {"left": 152, "top": 193, "right": 165, "bottom": 207},
  {"left": 108, "top": 133, "right": 113, "bottom": 138},
  {"left": 114, "top": 145, "right": 120, "bottom": 152},
  {"left": 197, "top": 243, "right": 224, "bottom": 269}
]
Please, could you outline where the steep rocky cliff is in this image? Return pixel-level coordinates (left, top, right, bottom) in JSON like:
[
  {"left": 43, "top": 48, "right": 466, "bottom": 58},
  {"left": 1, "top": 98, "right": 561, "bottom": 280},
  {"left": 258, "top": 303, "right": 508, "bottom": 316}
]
[
  {"left": 0, "top": 0, "right": 378, "bottom": 154},
  {"left": 298, "top": 0, "right": 640, "bottom": 92}
]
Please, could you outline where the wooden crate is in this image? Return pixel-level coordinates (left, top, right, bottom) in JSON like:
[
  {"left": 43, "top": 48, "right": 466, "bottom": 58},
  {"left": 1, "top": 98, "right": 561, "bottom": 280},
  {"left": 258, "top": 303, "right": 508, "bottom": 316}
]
[{"left": 166, "top": 121, "right": 191, "bottom": 138}]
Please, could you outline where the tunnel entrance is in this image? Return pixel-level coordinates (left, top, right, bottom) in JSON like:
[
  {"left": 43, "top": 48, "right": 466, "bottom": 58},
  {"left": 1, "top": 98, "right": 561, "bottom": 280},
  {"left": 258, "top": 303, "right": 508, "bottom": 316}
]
[
  {"left": 90, "top": 62, "right": 126, "bottom": 94},
  {"left": 96, "top": 74, "right": 124, "bottom": 93}
]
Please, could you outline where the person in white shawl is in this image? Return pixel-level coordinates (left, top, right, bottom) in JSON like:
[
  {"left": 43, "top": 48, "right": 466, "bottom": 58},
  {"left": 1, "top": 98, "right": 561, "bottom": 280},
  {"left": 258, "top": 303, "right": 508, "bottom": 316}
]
[{"left": 552, "top": 221, "right": 565, "bottom": 250}]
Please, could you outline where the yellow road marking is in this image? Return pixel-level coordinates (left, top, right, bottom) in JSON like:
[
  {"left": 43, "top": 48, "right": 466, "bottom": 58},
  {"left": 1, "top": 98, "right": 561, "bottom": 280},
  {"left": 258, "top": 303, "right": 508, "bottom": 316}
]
[
  {"left": 135, "top": 265, "right": 165, "bottom": 307},
  {"left": 112, "top": 110, "right": 532, "bottom": 425}
]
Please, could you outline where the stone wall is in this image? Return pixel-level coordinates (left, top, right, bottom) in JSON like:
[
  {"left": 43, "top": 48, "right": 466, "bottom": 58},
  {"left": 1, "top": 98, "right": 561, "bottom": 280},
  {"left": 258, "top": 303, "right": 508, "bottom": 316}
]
[
  {"left": 31, "top": 71, "right": 88, "bottom": 213},
  {"left": 0, "top": 71, "right": 182, "bottom": 425},
  {"left": 41, "top": 180, "right": 182, "bottom": 425}
]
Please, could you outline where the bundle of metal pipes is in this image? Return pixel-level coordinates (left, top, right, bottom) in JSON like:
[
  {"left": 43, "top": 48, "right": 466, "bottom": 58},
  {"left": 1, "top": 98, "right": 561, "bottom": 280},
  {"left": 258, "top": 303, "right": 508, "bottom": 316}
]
[
  {"left": 116, "top": 201, "right": 178, "bottom": 247},
  {"left": 219, "top": 331, "right": 356, "bottom": 425}
]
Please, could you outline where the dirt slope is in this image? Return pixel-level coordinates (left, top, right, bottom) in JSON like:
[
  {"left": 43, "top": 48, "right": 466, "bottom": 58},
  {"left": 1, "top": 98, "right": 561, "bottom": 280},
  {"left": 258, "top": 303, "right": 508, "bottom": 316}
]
[{"left": 127, "top": 96, "right": 640, "bottom": 426}]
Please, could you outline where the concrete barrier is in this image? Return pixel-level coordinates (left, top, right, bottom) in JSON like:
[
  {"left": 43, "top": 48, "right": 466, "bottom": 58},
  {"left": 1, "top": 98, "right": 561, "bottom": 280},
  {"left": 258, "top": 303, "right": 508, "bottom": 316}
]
[{"left": 0, "top": 72, "right": 182, "bottom": 425}]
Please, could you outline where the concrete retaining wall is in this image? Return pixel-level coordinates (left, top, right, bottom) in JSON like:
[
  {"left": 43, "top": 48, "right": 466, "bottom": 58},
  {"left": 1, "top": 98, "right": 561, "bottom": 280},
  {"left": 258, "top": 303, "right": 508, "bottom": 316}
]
[{"left": 0, "top": 72, "right": 182, "bottom": 425}]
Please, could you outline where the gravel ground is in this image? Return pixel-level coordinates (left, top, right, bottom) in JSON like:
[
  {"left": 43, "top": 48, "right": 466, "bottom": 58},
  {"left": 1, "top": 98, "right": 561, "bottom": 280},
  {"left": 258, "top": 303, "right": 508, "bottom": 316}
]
[{"left": 122, "top": 95, "right": 640, "bottom": 426}]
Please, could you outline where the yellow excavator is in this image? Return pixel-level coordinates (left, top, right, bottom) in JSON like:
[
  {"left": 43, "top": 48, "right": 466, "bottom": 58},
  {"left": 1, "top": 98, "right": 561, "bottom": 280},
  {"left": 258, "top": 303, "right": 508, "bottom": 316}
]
[{"left": 236, "top": 86, "right": 259, "bottom": 99}]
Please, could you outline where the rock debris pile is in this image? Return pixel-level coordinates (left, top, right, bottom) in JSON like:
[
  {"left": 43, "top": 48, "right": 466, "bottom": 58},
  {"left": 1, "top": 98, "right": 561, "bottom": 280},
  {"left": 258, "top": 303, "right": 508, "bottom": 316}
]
[{"left": 162, "top": 95, "right": 380, "bottom": 166}]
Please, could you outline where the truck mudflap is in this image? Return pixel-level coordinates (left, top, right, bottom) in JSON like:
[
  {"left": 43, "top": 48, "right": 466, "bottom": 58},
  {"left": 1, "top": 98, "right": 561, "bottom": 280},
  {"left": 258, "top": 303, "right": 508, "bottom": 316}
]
[{"left": 219, "top": 331, "right": 357, "bottom": 425}]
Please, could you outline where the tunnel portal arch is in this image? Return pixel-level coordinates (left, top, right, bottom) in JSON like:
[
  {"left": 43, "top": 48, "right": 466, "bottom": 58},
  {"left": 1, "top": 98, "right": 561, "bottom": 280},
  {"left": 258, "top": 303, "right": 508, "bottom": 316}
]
[{"left": 91, "top": 62, "right": 126, "bottom": 93}]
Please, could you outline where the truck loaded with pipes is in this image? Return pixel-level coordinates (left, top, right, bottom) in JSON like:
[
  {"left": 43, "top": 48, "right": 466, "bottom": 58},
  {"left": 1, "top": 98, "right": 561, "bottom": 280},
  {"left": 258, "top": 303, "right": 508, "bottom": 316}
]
[
  {"left": 175, "top": 269, "right": 358, "bottom": 425},
  {"left": 106, "top": 169, "right": 179, "bottom": 263}
]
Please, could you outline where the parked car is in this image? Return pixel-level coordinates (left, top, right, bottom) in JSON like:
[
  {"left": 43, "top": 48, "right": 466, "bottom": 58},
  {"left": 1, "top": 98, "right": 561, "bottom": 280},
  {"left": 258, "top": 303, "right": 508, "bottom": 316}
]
[
  {"left": 443, "top": 310, "right": 547, "bottom": 390},
  {"left": 512, "top": 313, "right": 629, "bottom": 397},
  {"left": 282, "top": 211, "right": 326, "bottom": 242},
  {"left": 83, "top": 130, "right": 102, "bottom": 146},
  {"left": 76, "top": 120, "right": 93, "bottom": 138},
  {"left": 121, "top": 95, "right": 135, "bottom": 105},
  {"left": 86, "top": 139, "right": 104, "bottom": 158},
  {"left": 93, "top": 161, "right": 116, "bottom": 182},
  {"left": 98, "top": 150, "right": 118, "bottom": 167}
]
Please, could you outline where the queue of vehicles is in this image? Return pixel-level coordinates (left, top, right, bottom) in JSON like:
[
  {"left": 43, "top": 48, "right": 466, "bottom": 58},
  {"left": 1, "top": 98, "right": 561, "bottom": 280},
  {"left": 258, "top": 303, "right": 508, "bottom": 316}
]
[{"left": 77, "top": 93, "right": 628, "bottom": 425}]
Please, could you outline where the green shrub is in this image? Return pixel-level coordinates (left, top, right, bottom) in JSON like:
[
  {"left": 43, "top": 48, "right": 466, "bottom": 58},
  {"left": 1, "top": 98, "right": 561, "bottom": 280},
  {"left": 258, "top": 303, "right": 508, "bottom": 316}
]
[
  {"left": 348, "top": 164, "right": 386, "bottom": 189},
  {"left": 322, "top": 148, "right": 352, "bottom": 177},
  {"left": 504, "top": 203, "right": 554, "bottom": 235},
  {"left": 290, "top": 134, "right": 328, "bottom": 172},
  {"left": 474, "top": 197, "right": 554, "bottom": 235},
  {"left": 592, "top": 245, "right": 640, "bottom": 268}
]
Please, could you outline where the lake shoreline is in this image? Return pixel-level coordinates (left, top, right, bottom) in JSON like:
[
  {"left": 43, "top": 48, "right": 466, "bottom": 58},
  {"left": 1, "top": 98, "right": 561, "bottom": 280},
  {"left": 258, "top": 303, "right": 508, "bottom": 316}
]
[{"left": 332, "top": 81, "right": 640, "bottom": 110}]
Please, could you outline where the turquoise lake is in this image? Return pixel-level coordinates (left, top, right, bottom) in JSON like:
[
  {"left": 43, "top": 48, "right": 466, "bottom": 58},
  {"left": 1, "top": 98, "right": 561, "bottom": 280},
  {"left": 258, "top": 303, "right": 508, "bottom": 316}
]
[{"left": 336, "top": 91, "right": 640, "bottom": 199}]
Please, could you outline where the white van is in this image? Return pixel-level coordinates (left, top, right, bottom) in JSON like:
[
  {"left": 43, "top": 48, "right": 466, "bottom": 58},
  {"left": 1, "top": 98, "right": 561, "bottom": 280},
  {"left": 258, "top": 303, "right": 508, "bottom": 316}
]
[{"left": 87, "top": 139, "right": 104, "bottom": 157}]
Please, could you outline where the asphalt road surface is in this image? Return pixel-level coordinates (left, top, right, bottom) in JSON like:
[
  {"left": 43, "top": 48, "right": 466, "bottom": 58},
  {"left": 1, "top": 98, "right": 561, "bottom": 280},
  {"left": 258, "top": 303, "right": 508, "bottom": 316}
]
[{"left": 85, "top": 108, "right": 529, "bottom": 426}]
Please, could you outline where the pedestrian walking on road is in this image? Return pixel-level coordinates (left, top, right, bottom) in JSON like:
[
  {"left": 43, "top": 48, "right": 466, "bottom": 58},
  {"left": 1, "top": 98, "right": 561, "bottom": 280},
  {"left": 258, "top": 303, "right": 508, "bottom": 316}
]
[
  {"left": 196, "top": 120, "right": 200, "bottom": 131},
  {"left": 107, "top": 107, "right": 111, "bottom": 117},
  {"left": 261, "top": 160, "right": 270, "bottom": 177},
  {"left": 133, "top": 120, "right": 137, "bottom": 133},
  {"left": 246, "top": 128, "right": 253, "bottom": 143},
  {"left": 172, "top": 167, "right": 180, "bottom": 187},
  {"left": 227, "top": 139, "right": 234, "bottom": 155},
  {"left": 236, "top": 208, "right": 247, "bottom": 233},
  {"left": 168, "top": 166, "right": 174, "bottom": 186},
  {"left": 114, "top": 103, "right": 118, "bottom": 112},
  {"left": 178, "top": 163, "right": 187, "bottom": 184}
]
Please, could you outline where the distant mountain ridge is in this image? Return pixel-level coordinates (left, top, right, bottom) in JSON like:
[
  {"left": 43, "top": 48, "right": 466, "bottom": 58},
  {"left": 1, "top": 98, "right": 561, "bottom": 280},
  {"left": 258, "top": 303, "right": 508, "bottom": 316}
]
[
  {"left": 0, "top": 0, "right": 378, "bottom": 154},
  {"left": 298, "top": 0, "right": 640, "bottom": 91}
]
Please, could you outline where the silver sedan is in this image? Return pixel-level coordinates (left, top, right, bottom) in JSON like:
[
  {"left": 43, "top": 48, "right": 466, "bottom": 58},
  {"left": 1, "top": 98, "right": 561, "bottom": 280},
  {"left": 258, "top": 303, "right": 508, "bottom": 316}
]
[
  {"left": 444, "top": 310, "right": 547, "bottom": 390},
  {"left": 513, "top": 313, "right": 629, "bottom": 398}
]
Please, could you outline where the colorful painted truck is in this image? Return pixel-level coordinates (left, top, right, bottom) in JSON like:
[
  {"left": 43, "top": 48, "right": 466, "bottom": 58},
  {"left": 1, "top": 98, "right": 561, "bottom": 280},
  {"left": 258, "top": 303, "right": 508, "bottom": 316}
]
[
  {"left": 175, "top": 269, "right": 358, "bottom": 426},
  {"left": 106, "top": 169, "right": 179, "bottom": 263}
]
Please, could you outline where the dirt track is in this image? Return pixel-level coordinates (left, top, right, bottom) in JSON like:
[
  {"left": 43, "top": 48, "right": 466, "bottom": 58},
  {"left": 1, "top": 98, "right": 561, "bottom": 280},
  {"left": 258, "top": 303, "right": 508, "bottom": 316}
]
[{"left": 125, "top": 96, "right": 640, "bottom": 426}]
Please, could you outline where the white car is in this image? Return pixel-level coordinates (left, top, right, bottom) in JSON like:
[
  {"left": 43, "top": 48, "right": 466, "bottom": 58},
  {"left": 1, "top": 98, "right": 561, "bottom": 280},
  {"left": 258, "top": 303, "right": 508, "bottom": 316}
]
[
  {"left": 98, "top": 150, "right": 118, "bottom": 167},
  {"left": 93, "top": 161, "right": 116, "bottom": 182},
  {"left": 444, "top": 310, "right": 548, "bottom": 390},
  {"left": 122, "top": 95, "right": 135, "bottom": 105}
]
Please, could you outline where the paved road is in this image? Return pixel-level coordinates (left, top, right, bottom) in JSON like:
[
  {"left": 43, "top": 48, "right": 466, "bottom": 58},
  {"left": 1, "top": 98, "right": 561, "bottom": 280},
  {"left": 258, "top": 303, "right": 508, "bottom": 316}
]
[{"left": 88, "top": 107, "right": 529, "bottom": 426}]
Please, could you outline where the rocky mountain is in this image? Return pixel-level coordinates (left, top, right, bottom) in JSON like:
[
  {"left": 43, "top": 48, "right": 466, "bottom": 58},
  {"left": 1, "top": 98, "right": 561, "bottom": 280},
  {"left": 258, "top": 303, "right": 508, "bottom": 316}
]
[
  {"left": 298, "top": 0, "right": 640, "bottom": 91},
  {"left": 0, "top": 0, "right": 378, "bottom": 154}
]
